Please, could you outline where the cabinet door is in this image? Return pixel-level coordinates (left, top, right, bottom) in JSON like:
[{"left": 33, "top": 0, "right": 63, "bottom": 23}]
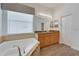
[
  {"left": 44, "top": 35, "right": 50, "bottom": 46},
  {"left": 50, "top": 32, "right": 59, "bottom": 44},
  {"left": 38, "top": 37, "right": 45, "bottom": 48},
  {"left": 38, "top": 32, "right": 59, "bottom": 48},
  {"left": 38, "top": 34, "right": 51, "bottom": 48}
]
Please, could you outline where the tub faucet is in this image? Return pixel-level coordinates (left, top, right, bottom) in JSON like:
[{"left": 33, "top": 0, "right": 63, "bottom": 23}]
[
  {"left": 17, "top": 46, "right": 22, "bottom": 56},
  {"left": 13, "top": 45, "right": 22, "bottom": 56}
]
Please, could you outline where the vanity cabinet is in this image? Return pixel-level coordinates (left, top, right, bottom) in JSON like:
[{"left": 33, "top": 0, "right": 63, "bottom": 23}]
[{"left": 37, "top": 31, "right": 59, "bottom": 48}]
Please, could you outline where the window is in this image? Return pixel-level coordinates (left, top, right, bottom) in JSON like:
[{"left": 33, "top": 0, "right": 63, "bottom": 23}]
[{"left": 7, "top": 11, "right": 33, "bottom": 34}]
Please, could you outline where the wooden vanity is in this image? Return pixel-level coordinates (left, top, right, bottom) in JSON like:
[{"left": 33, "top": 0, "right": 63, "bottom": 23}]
[{"left": 36, "top": 31, "right": 59, "bottom": 48}]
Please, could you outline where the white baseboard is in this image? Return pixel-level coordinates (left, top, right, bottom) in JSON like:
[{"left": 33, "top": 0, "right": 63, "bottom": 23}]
[
  {"left": 59, "top": 42, "right": 79, "bottom": 51},
  {"left": 71, "top": 46, "right": 79, "bottom": 51}
]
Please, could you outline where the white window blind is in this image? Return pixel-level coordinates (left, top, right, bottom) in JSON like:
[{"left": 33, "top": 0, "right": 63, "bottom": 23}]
[{"left": 7, "top": 11, "right": 33, "bottom": 34}]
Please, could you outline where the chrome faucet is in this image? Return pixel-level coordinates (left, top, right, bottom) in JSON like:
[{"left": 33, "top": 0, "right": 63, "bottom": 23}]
[{"left": 13, "top": 45, "right": 22, "bottom": 56}]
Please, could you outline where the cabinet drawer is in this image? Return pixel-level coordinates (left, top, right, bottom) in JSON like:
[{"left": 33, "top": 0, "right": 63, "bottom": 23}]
[
  {"left": 38, "top": 35, "right": 45, "bottom": 38},
  {"left": 50, "top": 38, "right": 58, "bottom": 44}
]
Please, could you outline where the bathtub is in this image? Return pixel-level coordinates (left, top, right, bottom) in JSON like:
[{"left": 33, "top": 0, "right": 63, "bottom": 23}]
[{"left": 0, "top": 38, "right": 39, "bottom": 56}]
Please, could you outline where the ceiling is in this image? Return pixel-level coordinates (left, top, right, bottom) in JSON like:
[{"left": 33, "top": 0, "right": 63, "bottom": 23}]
[
  {"left": 21, "top": 3, "right": 64, "bottom": 16},
  {"left": 22, "top": 3, "right": 64, "bottom": 10}
]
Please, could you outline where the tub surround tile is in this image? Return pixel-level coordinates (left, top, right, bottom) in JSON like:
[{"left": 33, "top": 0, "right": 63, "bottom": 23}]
[
  {"left": 2, "top": 33, "right": 35, "bottom": 42},
  {"left": 0, "top": 36, "right": 3, "bottom": 43}
]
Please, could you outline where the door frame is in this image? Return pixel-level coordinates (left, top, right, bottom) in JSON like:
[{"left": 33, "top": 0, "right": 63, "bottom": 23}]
[{"left": 59, "top": 13, "right": 72, "bottom": 44}]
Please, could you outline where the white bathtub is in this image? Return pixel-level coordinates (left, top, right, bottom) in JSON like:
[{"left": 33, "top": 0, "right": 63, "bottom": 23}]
[{"left": 0, "top": 38, "right": 39, "bottom": 56}]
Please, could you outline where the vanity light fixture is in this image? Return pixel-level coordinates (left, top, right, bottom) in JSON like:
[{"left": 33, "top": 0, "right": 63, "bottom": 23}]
[{"left": 38, "top": 13, "right": 52, "bottom": 19}]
